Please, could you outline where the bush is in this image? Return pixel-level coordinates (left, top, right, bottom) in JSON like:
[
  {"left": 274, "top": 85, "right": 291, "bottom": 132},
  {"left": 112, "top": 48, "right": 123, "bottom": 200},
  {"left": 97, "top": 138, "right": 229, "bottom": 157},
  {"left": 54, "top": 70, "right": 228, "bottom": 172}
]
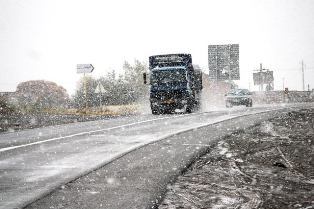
[{"left": 0, "top": 97, "right": 15, "bottom": 115}]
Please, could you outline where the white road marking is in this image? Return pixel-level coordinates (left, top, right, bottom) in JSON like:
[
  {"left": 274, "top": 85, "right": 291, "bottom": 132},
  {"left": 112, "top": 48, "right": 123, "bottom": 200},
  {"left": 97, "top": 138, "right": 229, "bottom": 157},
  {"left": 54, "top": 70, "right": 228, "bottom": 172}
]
[
  {"left": 182, "top": 143, "right": 211, "bottom": 147},
  {"left": 0, "top": 113, "right": 199, "bottom": 153}
]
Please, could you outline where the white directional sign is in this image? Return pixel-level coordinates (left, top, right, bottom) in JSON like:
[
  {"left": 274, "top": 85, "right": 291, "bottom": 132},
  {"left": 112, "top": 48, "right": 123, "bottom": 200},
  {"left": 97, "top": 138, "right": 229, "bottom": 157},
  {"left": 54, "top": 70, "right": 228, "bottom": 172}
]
[
  {"left": 94, "top": 83, "right": 106, "bottom": 94},
  {"left": 77, "top": 64, "right": 94, "bottom": 73}
]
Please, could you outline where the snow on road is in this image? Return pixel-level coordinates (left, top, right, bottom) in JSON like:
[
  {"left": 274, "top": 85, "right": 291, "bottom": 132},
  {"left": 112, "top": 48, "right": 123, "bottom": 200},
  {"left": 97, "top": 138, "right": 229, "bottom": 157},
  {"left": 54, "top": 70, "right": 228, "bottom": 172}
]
[{"left": 0, "top": 103, "right": 311, "bottom": 209}]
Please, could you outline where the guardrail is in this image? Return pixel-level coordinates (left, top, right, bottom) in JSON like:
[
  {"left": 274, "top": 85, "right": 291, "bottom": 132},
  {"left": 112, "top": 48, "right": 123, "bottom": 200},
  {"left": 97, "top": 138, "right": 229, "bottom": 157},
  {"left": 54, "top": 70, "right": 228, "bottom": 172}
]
[{"left": 252, "top": 90, "right": 314, "bottom": 104}]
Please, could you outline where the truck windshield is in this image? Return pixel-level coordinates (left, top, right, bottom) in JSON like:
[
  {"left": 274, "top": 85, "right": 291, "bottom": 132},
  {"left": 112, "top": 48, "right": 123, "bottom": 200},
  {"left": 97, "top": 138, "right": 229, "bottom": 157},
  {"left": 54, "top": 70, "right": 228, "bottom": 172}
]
[
  {"left": 150, "top": 69, "right": 186, "bottom": 84},
  {"left": 227, "top": 89, "right": 249, "bottom": 96}
]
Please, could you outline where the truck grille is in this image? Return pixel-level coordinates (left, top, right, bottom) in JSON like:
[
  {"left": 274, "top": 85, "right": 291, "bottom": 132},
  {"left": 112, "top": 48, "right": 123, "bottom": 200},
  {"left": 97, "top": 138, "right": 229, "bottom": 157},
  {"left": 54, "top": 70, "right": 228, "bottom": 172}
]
[{"left": 151, "top": 90, "right": 186, "bottom": 101}]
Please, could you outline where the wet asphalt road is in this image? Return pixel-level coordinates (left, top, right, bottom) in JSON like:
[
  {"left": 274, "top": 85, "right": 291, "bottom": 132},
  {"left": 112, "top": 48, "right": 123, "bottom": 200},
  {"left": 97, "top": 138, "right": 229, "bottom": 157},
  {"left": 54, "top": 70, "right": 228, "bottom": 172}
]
[{"left": 0, "top": 103, "right": 312, "bottom": 209}]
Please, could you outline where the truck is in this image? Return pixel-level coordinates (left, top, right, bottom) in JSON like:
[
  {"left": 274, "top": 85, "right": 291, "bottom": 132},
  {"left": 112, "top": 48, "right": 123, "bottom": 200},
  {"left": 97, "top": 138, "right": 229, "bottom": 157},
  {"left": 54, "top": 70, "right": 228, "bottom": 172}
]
[{"left": 143, "top": 54, "right": 202, "bottom": 114}]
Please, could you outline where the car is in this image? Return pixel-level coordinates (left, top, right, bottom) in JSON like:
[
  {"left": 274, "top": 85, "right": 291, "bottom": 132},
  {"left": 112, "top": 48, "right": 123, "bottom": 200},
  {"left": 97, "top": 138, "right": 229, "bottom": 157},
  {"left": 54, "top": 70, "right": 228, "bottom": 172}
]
[{"left": 225, "top": 89, "right": 253, "bottom": 108}]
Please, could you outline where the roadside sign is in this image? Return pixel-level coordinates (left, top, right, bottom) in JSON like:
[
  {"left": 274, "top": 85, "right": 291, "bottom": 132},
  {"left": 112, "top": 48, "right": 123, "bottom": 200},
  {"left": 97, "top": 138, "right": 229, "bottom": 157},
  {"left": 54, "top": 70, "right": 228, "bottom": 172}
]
[
  {"left": 208, "top": 44, "right": 239, "bottom": 80},
  {"left": 77, "top": 64, "right": 94, "bottom": 74},
  {"left": 253, "top": 71, "right": 274, "bottom": 85},
  {"left": 284, "top": 88, "right": 289, "bottom": 94},
  {"left": 95, "top": 83, "right": 106, "bottom": 94}
]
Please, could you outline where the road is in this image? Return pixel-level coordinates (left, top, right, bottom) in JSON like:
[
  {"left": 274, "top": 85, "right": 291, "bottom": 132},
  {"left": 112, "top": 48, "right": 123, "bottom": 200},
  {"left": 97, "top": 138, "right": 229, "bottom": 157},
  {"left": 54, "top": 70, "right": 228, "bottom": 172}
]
[{"left": 0, "top": 103, "right": 312, "bottom": 209}]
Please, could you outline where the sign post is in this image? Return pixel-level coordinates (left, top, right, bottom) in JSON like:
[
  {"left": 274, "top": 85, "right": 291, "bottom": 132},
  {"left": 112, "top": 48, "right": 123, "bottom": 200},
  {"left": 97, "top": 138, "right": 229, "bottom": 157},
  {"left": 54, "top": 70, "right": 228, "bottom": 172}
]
[
  {"left": 77, "top": 64, "right": 94, "bottom": 110},
  {"left": 94, "top": 83, "right": 106, "bottom": 108}
]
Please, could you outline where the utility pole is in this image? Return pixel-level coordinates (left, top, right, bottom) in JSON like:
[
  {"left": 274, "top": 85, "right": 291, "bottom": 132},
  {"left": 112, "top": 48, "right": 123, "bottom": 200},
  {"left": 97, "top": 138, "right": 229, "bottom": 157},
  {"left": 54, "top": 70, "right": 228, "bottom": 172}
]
[
  {"left": 84, "top": 73, "right": 87, "bottom": 109},
  {"left": 301, "top": 60, "right": 305, "bottom": 91},
  {"left": 260, "top": 63, "right": 263, "bottom": 91},
  {"left": 228, "top": 45, "right": 231, "bottom": 85}
]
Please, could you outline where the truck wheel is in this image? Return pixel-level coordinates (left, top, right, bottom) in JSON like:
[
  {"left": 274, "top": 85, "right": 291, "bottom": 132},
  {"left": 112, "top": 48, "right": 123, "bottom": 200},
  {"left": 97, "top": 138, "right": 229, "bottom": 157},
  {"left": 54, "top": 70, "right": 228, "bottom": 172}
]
[
  {"left": 246, "top": 100, "right": 253, "bottom": 107},
  {"left": 185, "top": 100, "right": 194, "bottom": 114},
  {"left": 152, "top": 108, "right": 160, "bottom": 115},
  {"left": 194, "top": 101, "right": 200, "bottom": 112}
]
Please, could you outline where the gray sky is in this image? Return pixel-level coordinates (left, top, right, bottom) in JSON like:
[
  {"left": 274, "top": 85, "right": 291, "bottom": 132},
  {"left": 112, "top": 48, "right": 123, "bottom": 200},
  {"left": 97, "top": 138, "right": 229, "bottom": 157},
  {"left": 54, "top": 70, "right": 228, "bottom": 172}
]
[{"left": 1, "top": 0, "right": 314, "bottom": 95}]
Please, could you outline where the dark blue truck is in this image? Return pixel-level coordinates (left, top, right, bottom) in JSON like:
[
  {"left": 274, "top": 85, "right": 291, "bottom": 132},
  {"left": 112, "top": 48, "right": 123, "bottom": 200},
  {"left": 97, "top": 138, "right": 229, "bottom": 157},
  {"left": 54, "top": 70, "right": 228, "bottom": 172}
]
[{"left": 143, "top": 54, "right": 202, "bottom": 114}]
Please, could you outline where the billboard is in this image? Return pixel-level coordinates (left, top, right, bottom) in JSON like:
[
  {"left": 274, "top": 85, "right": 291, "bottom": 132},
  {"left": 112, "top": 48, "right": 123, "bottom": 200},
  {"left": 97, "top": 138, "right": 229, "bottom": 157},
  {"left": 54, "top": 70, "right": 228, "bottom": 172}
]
[
  {"left": 253, "top": 71, "right": 274, "bottom": 85},
  {"left": 208, "top": 44, "right": 239, "bottom": 80}
]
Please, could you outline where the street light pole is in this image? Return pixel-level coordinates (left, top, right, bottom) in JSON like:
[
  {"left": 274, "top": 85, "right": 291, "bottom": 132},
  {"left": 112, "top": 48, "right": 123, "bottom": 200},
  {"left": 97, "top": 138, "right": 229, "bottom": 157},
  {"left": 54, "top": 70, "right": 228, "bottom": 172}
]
[
  {"left": 301, "top": 60, "right": 305, "bottom": 91},
  {"left": 260, "top": 63, "right": 263, "bottom": 91}
]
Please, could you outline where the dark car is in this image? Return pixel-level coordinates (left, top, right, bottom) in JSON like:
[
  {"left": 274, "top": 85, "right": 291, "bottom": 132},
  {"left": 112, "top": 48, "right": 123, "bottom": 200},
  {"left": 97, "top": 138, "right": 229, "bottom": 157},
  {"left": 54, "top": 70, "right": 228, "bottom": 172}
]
[{"left": 225, "top": 89, "right": 253, "bottom": 108}]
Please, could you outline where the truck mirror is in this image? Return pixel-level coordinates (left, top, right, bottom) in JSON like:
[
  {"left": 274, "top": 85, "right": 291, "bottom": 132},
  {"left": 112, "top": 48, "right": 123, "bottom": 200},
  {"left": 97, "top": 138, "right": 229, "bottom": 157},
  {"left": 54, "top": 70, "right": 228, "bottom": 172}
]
[{"left": 143, "top": 73, "right": 147, "bottom": 84}]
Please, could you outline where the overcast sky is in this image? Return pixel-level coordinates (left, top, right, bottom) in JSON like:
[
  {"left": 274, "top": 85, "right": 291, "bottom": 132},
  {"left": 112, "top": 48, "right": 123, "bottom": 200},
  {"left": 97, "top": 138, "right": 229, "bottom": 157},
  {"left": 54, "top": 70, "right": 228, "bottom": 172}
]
[{"left": 1, "top": 0, "right": 314, "bottom": 95}]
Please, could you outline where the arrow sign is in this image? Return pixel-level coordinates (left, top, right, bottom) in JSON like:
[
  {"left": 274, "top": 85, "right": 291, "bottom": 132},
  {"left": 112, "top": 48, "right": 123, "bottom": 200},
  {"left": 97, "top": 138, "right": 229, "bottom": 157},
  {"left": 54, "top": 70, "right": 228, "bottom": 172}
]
[
  {"left": 95, "top": 83, "right": 106, "bottom": 94},
  {"left": 77, "top": 64, "right": 94, "bottom": 73}
]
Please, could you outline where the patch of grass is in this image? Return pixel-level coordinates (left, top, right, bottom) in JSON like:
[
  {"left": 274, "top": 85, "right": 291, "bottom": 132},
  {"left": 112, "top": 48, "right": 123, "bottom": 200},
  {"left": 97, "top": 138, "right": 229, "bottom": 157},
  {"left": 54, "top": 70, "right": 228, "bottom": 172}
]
[{"left": 42, "top": 104, "right": 139, "bottom": 116}]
